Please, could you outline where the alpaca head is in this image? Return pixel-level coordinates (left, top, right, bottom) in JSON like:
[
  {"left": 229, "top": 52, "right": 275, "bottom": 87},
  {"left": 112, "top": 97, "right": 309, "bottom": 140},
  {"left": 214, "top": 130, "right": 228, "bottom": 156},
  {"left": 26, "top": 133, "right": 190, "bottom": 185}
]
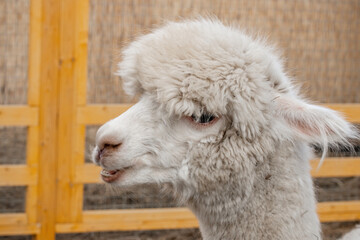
[{"left": 92, "top": 19, "right": 357, "bottom": 199}]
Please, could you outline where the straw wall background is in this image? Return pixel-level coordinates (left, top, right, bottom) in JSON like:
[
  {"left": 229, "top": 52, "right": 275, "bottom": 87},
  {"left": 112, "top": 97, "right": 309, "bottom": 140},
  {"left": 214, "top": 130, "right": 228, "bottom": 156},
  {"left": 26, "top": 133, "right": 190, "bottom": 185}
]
[
  {"left": 1, "top": 0, "right": 359, "bottom": 105},
  {"left": 87, "top": 0, "right": 360, "bottom": 104},
  {"left": 0, "top": 0, "right": 29, "bottom": 105}
]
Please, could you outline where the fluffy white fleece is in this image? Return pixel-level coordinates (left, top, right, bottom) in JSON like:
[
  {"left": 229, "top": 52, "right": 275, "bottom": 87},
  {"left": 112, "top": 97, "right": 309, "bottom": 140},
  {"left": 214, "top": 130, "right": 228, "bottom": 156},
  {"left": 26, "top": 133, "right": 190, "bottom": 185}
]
[{"left": 93, "top": 19, "right": 359, "bottom": 240}]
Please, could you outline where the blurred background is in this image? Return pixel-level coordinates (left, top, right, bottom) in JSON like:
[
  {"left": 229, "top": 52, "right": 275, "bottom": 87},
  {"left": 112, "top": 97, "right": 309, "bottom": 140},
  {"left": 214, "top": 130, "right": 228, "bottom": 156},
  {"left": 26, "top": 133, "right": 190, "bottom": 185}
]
[{"left": 0, "top": 0, "right": 359, "bottom": 239}]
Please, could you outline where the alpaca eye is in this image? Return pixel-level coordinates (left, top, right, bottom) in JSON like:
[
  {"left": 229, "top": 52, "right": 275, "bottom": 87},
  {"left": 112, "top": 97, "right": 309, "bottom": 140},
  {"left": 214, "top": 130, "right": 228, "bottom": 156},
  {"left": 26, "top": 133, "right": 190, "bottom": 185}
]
[{"left": 191, "top": 113, "right": 216, "bottom": 124}]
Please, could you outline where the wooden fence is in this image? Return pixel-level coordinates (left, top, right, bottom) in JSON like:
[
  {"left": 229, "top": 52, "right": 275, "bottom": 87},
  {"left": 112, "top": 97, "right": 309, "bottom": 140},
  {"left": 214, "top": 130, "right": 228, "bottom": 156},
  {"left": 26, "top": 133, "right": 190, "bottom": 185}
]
[{"left": 0, "top": 1, "right": 359, "bottom": 239}]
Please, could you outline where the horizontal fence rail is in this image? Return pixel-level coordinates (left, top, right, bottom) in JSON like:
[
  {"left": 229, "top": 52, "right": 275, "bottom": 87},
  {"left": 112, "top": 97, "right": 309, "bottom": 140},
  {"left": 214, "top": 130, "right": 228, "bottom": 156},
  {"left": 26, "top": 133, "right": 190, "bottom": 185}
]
[
  {"left": 0, "top": 213, "right": 39, "bottom": 235},
  {"left": 2, "top": 202, "right": 360, "bottom": 235},
  {"left": 0, "top": 106, "right": 39, "bottom": 126},
  {"left": 0, "top": 165, "right": 38, "bottom": 186},
  {"left": 2, "top": 104, "right": 360, "bottom": 126}
]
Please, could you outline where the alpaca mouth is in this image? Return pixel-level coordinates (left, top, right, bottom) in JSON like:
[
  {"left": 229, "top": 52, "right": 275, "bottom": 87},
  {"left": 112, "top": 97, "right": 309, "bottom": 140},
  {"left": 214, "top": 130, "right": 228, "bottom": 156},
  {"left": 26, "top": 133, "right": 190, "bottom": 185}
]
[{"left": 101, "top": 166, "right": 132, "bottom": 183}]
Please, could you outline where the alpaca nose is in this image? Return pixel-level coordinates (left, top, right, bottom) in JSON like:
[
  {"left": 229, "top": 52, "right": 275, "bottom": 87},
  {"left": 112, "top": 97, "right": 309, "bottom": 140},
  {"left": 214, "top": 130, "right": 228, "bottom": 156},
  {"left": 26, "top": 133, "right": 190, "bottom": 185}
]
[
  {"left": 98, "top": 142, "right": 122, "bottom": 160},
  {"left": 97, "top": 134, "right": 123, "bottom": 153},
  {"left": 94, "top": 135, "right": 123, "bottom": 166},
  {"left": 95, "top": 127, "right": 123, "bottom": 164},
  {"left": 101, "top": 142, "right": 122, "bottom": 152}
]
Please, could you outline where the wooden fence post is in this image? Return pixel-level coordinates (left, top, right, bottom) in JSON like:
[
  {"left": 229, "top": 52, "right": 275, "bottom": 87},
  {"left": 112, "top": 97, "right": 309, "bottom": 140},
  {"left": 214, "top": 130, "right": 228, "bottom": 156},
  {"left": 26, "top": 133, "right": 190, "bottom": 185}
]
[
  {"left": 35, "top": 0, "right": 61, "bottom": 239},
  {"left": 26, "top": 0, "right": 41, "bottom": 228},
  {"left": 33, "top": 0, "right": 89, "bottom": 239},
  {"left": 56, "top": 0, "right": 89, "bottom": 224}
]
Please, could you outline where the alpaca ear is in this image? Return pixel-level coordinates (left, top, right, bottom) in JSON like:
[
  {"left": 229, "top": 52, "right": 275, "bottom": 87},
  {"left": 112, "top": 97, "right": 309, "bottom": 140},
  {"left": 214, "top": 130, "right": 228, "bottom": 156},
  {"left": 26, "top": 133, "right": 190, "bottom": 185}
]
[{"left": 274, "top": 95, "right": 357, "bottom": 147}]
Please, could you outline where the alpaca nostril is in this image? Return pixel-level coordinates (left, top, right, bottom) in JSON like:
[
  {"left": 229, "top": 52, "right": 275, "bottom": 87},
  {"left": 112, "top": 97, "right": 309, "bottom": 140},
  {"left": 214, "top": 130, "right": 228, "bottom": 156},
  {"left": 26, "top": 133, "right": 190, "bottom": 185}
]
[
  {"left": 96, "top": 131, "right": 123, "bottom": 157},
  {"left": 97, "top": 142, "right": 122, "bottom": 164},
  {"left": 100, "top": 142, "right": 122, "bottom": 154}
]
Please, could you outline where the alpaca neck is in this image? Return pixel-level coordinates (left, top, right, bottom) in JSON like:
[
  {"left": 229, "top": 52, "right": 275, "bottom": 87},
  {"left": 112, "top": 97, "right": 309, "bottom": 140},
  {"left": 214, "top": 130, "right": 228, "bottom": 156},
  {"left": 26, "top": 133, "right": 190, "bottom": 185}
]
[{"left": 188, "top": 144, "right": 321, "bottom": 240}]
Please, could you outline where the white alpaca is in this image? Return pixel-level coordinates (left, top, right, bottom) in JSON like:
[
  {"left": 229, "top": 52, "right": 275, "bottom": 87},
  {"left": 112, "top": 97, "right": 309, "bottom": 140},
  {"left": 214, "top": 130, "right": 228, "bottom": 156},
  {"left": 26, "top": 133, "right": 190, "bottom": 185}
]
[
  {"left": 340, "top": 225, "right": 360, "bottom": 240},
  {"left": 92, "top": 19, "right": 359, "bottom": 240}
]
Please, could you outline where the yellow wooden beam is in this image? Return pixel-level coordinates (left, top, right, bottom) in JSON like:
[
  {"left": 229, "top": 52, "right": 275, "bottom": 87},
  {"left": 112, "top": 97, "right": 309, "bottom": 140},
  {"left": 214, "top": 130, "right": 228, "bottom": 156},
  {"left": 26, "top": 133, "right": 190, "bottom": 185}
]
[
  {"left": 55, "top": 0, "right": 89, "bottom": 223},
  {"left": 77, "top": 104, "right": 133, "bottom": 125},
  {"left": 311, "top": 157, "right": 360, "bottom": 177},
  {"left": 318, "top": 201, "right": 360, "bottom": 222},
  {"left": 56, "top": 208, "right": 198, "bottom": 233},
  {"left": 26, "top": 0, "right": 42, "bottom": 226},
  {"left": 0, "top": 225, "right": 39, "bottom": 236},
  {"left": 26, "top": 127, "right": 40, "bottom": 223},
  {"left": 0, "top": 213, "right": 40, "bottom": 235},
  {"left": 83, "top": 208, "right": 196, "bottom": 223},
  {"left": 27, "top": 0, "right": 42, "bottom": 106},
  {"left": 1, "top": 201, "right": 359, "bottom": 234},
  {"left": 70, "top": 0, "right": 89, "bottom": 220},
  {"left": 56, "top": 218, "right": 198, "bottom": 233},
  {"left": 35, "top": 0, "right": 61, "bottom": 239},
  {"left": 0, "top": 165, "right": 37, "bottom": 186},
  {"left": 75, "top": 0, "right": 89, "bottom": 106},
  {"left": 325, "top": 104, "right": 360, "bottom": 123},
  {"left": 0, "top": 106, "right": 38, "bottom": 126},
  {"left": 75, "top": 164, "right": 101, "bottom": 184},
  {"left": 55, "top": 201, "right": 360, "bottom": 233},
  {"left": 0, "top": 213, "right": 27, "bottom": 225}
]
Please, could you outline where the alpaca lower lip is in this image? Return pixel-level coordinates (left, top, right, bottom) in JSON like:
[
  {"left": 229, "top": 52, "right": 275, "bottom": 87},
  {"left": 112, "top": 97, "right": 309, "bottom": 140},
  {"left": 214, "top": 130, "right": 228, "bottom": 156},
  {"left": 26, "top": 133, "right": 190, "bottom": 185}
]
[{"left": 101, "top": 167, "right": 131, "bottom": 183}]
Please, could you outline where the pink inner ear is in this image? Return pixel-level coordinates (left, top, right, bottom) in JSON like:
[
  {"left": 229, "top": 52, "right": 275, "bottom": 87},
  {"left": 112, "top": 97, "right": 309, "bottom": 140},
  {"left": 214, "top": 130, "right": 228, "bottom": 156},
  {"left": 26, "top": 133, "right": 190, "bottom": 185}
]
[
  {"left": 289, "top": 116, "right": 335, "bottom": 137},
  {"left": 276, "top": 96, "right": 334, "bottom": 137},
  {"left": 287, "top": 117, "right": 319, "bottom": 136},
  {"left": 275, "top": 97, "right": 314, "bottom": 135}
]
